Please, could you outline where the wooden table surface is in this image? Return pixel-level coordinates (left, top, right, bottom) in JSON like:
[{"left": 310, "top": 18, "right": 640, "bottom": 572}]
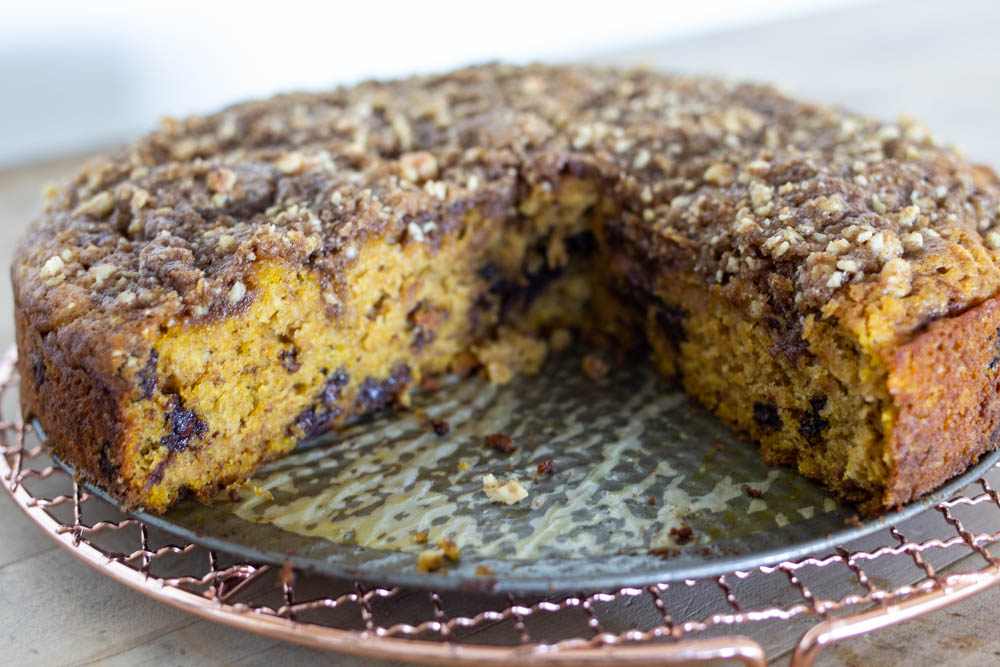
[{"left": 4, "top": 1, "right": 1000, "bottom": 664}]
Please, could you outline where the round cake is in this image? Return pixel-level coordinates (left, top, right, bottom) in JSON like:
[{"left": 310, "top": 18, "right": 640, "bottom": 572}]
[{"left": 12, "top": 63, "right": 1000, "bottom": 514}]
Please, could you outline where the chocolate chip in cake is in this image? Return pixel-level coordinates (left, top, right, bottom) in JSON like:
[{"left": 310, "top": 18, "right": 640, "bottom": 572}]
[
  {"left": 278, "top": 346, "right": 301, "bottom": 373},
  {"left": 161, "top": 398, "right": 208, "bottom": 453},
  {"left": 799, "top": 396, "right": 830, "bottom": 443},
  {"left": 655, "top": 303, "right": 688, "bottom": 351},
  {"left": 753, "top": 402, "right": 781, "bottom": 432},
  {"left": 355, "top": 364, "right": 412, "bottom": 413},
  {"left": 136, "top": 350, "right": 159, "bottom": 400}
]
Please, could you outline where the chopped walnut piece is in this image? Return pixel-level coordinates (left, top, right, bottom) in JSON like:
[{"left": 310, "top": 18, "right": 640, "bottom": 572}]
[
  {"left": 703, "top": 163, "right": 734, "bottom": 186},
  {"left": 482, "top": 474, "right": 528, "bottom": 504},
  {"left": 73, "top": 191, "right": 114, "bottom": 218},
  {"left": 206, "top": 168, "right": 237, "bottom": 193},
  {"left": 398, "top": 151, "right": 439, "bottom": 182}
]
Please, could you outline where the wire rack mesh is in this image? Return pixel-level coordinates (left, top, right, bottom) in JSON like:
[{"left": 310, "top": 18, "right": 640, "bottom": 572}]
[{"left": 4, "top": 344, "right": 1000, "bottom": 666}]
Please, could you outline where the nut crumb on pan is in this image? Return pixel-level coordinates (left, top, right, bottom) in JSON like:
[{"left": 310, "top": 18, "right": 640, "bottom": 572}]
[
  {"left": 581, "top": 354, "right": 610, "bottom": 380},
  {"left": 669, "top": 524, "right": 694, "bottom": 543},
  {"left": 485, "top": 433, "right": 516, "bottom": 453},
  {"left": 416, "top": 549, "right": 445, "bottom": 572},
  {"left": 436, "top": 536, "right": 461, "bottom": 560},
  {"left": 536, "top": 459, "right": 554, "bottom": 475},
  {"left": 482, "top": 473, "right": 528, "bottom": 504},
  {"left": 744, "top": 484, "right": 763, "bottom": 498}
]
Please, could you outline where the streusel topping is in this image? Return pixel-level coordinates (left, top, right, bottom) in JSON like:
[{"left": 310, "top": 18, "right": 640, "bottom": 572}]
[{"left": 15, "top": 63, "right": 1000, "bottom": 353}]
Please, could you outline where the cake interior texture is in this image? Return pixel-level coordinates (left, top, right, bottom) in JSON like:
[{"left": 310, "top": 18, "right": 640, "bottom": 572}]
[{"left": 13, "top": 64, "right": 1000, "bottom": 515}]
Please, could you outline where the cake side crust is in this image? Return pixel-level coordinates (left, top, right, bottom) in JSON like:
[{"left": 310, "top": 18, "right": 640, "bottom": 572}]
[{"left": 882, "top": 295, "right": 1000, "bottom": 508}]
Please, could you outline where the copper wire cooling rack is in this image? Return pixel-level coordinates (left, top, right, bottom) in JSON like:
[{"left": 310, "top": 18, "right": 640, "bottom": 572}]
[{"left": 5, "top": 345, "right": 1000, "bottom": 665}]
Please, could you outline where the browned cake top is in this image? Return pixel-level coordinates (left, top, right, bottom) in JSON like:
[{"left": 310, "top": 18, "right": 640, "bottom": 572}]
[{"left": 14, "top": 63, "right": 1000, "bottom": 364}]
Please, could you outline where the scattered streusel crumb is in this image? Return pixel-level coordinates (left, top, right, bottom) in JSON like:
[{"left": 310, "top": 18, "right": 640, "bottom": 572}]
[
  {"left": 436, "top": 537, "right": 461, "bottom": 560},
  {"left": 482, "top": 473, "right": 529, "bottom": 504},
  {"left": 475, "top": 565, "right": 495, "bottom": 576},
  {"left": 537, "top": 459, "right": 554, "bottom": 475},
  {"left": 472, "top": 326, "right": 547, "bottom": 384},
  {"left": 582, "top": 354, "right": 610, "bottom": 379},
  {"left": 410, "top": 530, "right": 429, "bottom": 544},
  {"left": 417, "top": 549, "right": 445, "bottom": 572},
  {"left": 669, "top": 524, "right": 694, "bottom": 543},
  {"left": 485, "top": 433, "right": 516, "bottom": 453}
]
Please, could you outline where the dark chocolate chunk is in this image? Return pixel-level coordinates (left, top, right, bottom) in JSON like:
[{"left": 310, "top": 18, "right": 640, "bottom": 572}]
[
  {"left": 279, "top": 346, "right": 301, "bottom": 373},
  {"left": 799, "top": 396, "right": 829, "bottom": 443},
  {"left": 655, "top": 303, "right": 687, "bottom": 351},
  {"left": 136, "top": 350, "right": 159, "bottom": 399},
  {"left": 753, "top": 402, "right": 781, "bottom": 432},
  {"left": 98, "top": 441, "right": 118, "bottom": 479},
  {"left": 355, "top": 364, "right": 412, "bottom": 413},
  {"left": 161, "top": 397, "right": 208, "bottom": 453}
]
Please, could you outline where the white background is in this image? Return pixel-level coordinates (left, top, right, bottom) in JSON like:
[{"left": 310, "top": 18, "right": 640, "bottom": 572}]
[{"left": 0, "top": 0, "right": 872, "bottom": 166}]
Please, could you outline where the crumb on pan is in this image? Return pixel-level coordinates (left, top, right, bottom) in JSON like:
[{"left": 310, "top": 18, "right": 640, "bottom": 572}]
[
  {"left": 581, "top": 354, "right": 610, "bottom": 379},
  {"left": 485, "top": 433, "right": 516, "bottom": 453},
  {"left": 436, "top": 536, "right": 461, "bottom": 560},
  {"left": 482, "top": 473, "right": 529, "bottom": 504},
  {"left": 417, "top": 549, "right": 445, "bottom": 572}
]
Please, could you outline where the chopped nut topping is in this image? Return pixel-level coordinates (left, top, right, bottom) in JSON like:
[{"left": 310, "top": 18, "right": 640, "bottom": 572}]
[
  {"left": 228, "top": 281, "right": 247, "bottom": 304},
  {"left": 275, "top": 153, "right": 304, "bottom": 175},
  {"left": 40, "top": 255, "right": 65, "bottom": 279},
  {"left": 73, "top": 191, "right": 114, "bottom": 218},
  {"left": 703, "top": 163, "right": 733, "bottom": 186},
  {"left": 90, "top": 263, "right": 117, "bottom": 288},
  {"left": 206, "top": 168, "right": 237, "bottom": 193},
  {"left": 398, "top": 151, "right": 438, "bottom": 183}
]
